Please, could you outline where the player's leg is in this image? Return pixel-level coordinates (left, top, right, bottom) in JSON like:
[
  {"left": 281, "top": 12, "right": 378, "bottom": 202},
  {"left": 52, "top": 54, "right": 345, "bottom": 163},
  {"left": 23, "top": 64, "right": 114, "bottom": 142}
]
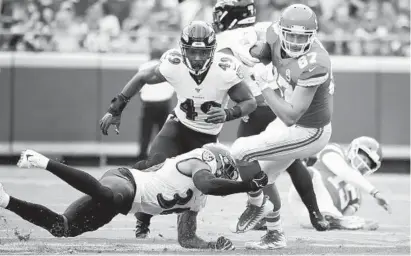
[
  {"left": 18, "top": 150, "right": 128, "bottom": 208},
  {"left": 63, "top": 168, "right": 136, "bottom": 236},
  {"left": 285, "top": 160, "right": 329, "bottom": 231},
  {"left": 180, "top": 120, "right": 218, "bottom": 152},
  {"left": 0, "top": 183, "right": 71, "bottom": 237},
  {"left": 0, "top": 167, "right": 135, "bottom": 237},
  {"left": 137, "top": 101, "right": 156, "bottom": 160},
  {"left": 236, "top": 106, "right": 278, "bottom": 225},
  {"left": 231, "top": 121, "right": 331, "bottom": 247}
]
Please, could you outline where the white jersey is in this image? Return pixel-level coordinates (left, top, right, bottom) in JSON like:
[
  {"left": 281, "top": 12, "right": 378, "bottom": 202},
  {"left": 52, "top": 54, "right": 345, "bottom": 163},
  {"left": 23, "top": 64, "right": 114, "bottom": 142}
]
[
  {"left": 216, "top": 22, "right": 272, "bottom": 97},
  {"left": 129, "top": 148, "right": 218, "bottom": 215},
  {"left": 159, "top": 49, "right": 244, "bottom": 135}
]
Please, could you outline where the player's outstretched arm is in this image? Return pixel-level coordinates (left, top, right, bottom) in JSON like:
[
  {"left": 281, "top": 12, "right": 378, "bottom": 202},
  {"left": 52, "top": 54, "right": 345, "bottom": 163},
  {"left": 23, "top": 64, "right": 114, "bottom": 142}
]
[
  {"left": 177, "top": 210, "right": 234, "bottom": 250},
  {"left": 322, "top": 152, "right": 392, "bottom": 213},
  {"left": 192, "top": 170, "right": 267, "bottom": 196},
  {"left": 120, "top": 63, "right": 167, "bottom": 99},
  {"left": 99, "top": 63, "right": 166, "bottom": 135}
]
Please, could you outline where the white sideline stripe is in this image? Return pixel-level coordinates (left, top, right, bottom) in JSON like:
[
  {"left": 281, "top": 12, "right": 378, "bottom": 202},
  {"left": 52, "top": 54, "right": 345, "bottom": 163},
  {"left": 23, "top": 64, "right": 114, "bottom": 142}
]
[
  {"left": 0, "top": 142, "right": 409, "bottom": 159},
  {"left": 0, "top": 53, "right": 409, "bottom": 72}
]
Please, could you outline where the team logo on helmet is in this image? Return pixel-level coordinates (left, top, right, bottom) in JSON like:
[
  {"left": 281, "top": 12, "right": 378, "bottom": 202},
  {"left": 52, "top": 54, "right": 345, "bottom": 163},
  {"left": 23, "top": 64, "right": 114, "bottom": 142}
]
[{"left": 202, "top": 150, "right": 215, "bottom": 162}]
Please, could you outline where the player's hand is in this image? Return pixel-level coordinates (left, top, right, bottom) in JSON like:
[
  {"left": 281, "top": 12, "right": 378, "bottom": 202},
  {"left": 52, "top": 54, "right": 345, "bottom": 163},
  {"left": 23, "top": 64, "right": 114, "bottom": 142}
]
[
  {"left": 373, "top": 192, "right": 392, "bottom": 214},
  {"left": 248, "top": 171, "right": 268, "bottom": 191},
  {"left": 252, "top": 63, "right": 278, "bottom": 91},
  {"left": 205, "top": 107, "right": 226, "bottom": 124},
  {"left": 214, "top": 236, "right": 235, "bottom": 250},
  {"left": 99, "top": 113, "right": 121, "bottom": 135}
]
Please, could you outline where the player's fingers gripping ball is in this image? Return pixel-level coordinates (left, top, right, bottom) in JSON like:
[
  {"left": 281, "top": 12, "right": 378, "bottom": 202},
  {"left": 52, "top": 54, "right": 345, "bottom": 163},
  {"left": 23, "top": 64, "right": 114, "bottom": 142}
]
[{"left": 205, "top": 106, "right": 227, "bottom": 124}]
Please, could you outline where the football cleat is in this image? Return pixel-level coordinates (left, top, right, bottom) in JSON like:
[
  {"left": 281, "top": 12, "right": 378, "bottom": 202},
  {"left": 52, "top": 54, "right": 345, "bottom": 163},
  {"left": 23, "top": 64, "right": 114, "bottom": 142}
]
[
  {"left": 135, "top": 219, "right": 150, "bottom": 239},
  {"left": 245, "top": 230, "right": 287, "bottom": 249},
  {"left": 325, "top": 215, "right": 365, "bottom": 230},
  {"left": 236, "top": 196, "right": 273, "bottom": 233},
  {"left": 309, "top": 211, "right": 330, "bottom": 231},
  {"left": 252, "top": 218, "right": 267, "bottom": 231},
  {"left": 17, "top": 150, "right": 49, "bottom": 169},
  {"left": 363, "top": 219, "right": 379, "bottom": 231}
]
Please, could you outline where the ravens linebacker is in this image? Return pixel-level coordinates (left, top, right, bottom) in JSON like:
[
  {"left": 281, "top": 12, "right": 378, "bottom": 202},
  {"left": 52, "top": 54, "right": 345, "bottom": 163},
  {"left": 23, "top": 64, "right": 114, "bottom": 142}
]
[{"left": 99, "top": 21, "right": 257, "bottom": 238}]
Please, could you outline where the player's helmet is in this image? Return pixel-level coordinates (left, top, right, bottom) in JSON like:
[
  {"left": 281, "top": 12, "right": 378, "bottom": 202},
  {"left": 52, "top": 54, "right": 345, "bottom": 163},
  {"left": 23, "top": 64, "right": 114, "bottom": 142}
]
[
  {"left": 347, "top": 136, "right": 383, "bottom": 176},
  {"left": 278, "top": 4, "right": 318, "bottom": 58},
  {"left": 202, "top": 143, "right": 239, "bottom": 181},
  {"left": 180, "top": 21, "right": 217, "bottom": 75},
  {"left": 213, "top": 0, "right": 256, "bottom": 32}
]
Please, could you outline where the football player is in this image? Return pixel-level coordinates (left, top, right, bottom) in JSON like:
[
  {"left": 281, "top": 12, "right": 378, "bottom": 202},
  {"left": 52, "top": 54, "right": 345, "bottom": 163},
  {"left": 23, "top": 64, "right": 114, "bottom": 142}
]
[
  {"left": 99, "top": 21, "right": 257, "bottom": 237},
  {"left": 227, "top": 4, "right": 335, "bottom": 249},
  {"left": 0, "top": 143, "right": 268, "bottom": 250},
  {"left": 288, "top": 136, "right": 391, "bottom": 230},
  {"left": 213, "top": 0, "right": 329, "bottom": 247}
]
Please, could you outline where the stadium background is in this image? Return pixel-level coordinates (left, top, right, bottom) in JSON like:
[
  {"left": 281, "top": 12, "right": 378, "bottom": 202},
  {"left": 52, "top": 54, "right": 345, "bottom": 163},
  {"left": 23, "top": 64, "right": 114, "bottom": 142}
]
[
  {"left": 0, "top": 0, "right": 409, "bottom": 173},
  {"left": 0, "top": 1, "right": 409, "bottom": 255}
]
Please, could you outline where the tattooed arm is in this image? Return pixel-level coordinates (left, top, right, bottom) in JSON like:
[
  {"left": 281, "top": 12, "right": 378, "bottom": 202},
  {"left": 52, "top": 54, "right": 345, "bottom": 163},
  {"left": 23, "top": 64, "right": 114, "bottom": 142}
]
[{"left": 177, "top": 210, "right": 234, "bottom": 250}]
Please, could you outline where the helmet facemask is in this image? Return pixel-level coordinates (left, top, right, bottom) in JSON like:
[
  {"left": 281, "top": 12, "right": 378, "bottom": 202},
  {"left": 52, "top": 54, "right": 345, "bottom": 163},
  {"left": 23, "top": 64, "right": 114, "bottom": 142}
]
[
  {"left": 214, "top": 154, "right": 239, "bottom": 181},
  {"left": 180, "top": 42, "right": 216, "bottom": 75},
  {"left": 347, "top": 145, "right": 381, "bottom": 176},
  {"left": 279, "top": 26, "right": 316, "bottom": 58}
]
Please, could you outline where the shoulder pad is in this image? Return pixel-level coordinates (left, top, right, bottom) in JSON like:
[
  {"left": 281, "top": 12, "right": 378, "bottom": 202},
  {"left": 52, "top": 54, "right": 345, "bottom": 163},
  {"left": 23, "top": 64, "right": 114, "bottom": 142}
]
[
  {"left": 160, "top": 49, "right": 183, "bottom": 65},
  {"left": 253, "top": 22, "right": 271, "bottom": 41},
  {"left": 266, "top": 23, "right": 279, "bottom": 45},
  {"left": 215, "top": 53, "right": 245, "bottom": 83}
]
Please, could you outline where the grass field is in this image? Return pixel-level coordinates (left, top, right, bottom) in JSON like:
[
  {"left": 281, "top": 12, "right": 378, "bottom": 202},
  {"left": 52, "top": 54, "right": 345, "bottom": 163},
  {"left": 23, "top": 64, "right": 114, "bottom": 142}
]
[{"left": 0, "top": 166, "right": 409, "bottom": 255}]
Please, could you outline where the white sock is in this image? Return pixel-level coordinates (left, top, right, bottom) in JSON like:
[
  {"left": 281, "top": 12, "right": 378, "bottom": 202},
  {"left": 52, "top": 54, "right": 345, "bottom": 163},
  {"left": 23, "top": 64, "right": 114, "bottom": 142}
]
[
  {"left": 248, "top": 192, "right": 264, "bottom": 207},
  {"left": 0, "top": 193, "right": 10, "bottom": 208},
  {"left": 267, "top": 219, "right": 283, "bottom": 232},
  {"left": 37, "top": 155, "right": 50, "bottom": 169}
]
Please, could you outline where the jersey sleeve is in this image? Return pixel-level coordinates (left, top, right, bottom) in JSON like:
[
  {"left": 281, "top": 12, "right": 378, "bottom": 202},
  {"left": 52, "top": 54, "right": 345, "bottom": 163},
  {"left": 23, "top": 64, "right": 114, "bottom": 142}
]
[
  {"left": 297, "top": 65, "right": 329, "bottom": 87},
  {"left": 254, "top": 22, "right": 272, "bottom": 41},
  {"left": 216, "top": 54, "right": 246, "bottom": 89},
  {"left": 158, "top": 48, "right": 183, "bottom": 82},
  {"left": 265, "top": 23, "right": 280, "bottom": 45}
]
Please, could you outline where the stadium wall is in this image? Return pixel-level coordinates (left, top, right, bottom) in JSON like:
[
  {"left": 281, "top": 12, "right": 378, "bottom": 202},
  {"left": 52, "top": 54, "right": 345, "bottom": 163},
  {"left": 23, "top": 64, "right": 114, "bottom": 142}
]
[{"left": 0, "top": 53, "right": 409, "bottom": 170}]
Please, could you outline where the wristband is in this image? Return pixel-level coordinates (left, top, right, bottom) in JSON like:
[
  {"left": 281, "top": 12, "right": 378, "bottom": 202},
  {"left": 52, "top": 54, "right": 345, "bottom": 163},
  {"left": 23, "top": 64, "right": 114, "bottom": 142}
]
[
  {"left": 224, "top": 106, "right": 242, "bottom": 121},
  {"left": 370, "top": 189, "right": 379, "bottom": 197},
  {"left": 108, "top": 93, "right": 130, "bottom": 116}
]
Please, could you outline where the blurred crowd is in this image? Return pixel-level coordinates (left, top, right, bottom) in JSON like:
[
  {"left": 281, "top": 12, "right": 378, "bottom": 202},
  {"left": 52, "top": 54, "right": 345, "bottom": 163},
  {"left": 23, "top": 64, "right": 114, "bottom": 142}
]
[{"left": 0, "top": 0, "right": 409, "bottom": 56}]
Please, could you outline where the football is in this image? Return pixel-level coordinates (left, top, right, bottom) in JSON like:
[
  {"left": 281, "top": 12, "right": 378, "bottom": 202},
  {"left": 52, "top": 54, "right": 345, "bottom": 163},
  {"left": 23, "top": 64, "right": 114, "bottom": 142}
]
[{"left": 249, "top": 40, "right": 272, "bottom": 64}]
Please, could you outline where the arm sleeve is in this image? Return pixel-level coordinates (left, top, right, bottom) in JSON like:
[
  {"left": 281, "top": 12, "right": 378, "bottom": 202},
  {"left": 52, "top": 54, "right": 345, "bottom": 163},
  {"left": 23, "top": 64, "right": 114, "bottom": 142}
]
[{"left": 322, "top": 152, "right": 376, "bottom": 194}]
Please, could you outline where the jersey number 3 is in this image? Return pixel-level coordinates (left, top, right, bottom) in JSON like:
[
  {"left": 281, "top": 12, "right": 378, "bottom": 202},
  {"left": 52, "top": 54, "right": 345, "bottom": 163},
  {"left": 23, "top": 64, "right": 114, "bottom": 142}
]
[{"left": 157, "top": 189, "right": 193, "bottom": 210}]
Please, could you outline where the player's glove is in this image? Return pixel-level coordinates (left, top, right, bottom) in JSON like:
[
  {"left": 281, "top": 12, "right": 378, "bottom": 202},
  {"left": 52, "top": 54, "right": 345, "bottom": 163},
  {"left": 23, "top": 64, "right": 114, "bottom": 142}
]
[
  {"left": 252, "top": 63, "right": 278, "bottom": 91},
  {"left": 205, "top": 107, "right": 227, "bottom": 124},
  {"left": 99, "top": 94, "right": 129, "bottom": 135},
  {"left": 214, "top": 236, "right": 235, "bottom": 250},
  {"left": 372, "top": 190, "right": 392, "bottom": 214},
  {"left": 247, "top": 171, "right": 268, "bottom": 191}
]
